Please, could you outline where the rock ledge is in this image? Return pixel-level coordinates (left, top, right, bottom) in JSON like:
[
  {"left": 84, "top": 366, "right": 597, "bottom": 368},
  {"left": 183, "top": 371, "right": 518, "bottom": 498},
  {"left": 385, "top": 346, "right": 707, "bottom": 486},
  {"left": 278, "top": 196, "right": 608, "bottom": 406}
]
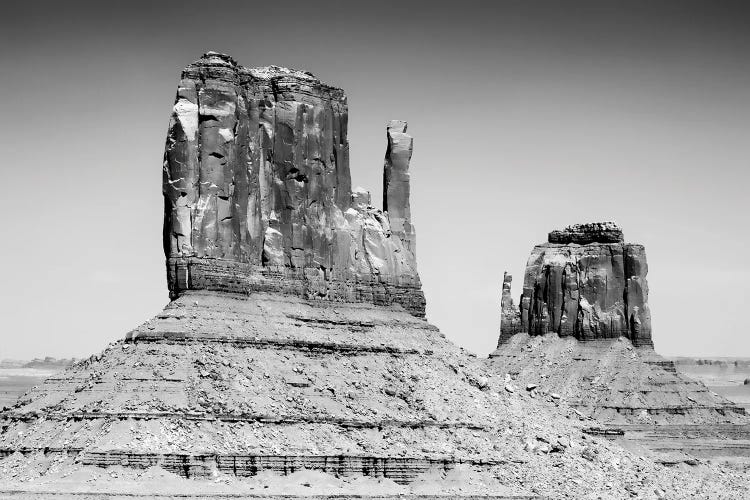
[{"left": 548, "top": 222, "right": 624, "bottom": 245}]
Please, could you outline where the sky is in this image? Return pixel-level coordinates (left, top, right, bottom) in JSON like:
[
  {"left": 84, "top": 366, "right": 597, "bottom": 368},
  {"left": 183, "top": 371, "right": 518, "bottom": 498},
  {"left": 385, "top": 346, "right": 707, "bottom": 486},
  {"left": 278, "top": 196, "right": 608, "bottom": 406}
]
[{"left": 1, "top": 0, "right": 749, "bottom": 359}]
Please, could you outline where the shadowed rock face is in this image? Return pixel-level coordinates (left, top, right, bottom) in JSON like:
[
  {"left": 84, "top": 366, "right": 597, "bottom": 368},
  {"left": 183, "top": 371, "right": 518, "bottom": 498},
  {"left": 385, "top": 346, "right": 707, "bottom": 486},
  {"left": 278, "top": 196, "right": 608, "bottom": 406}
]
[
  {"left": 163, "top": 52, "right": 424, "bottom": 316},
  {"left": 499, "top": 272, "right": 521, "bottom": 344},
  {"left": 498, "top": 223, "right": 652, "bottom": 347}
]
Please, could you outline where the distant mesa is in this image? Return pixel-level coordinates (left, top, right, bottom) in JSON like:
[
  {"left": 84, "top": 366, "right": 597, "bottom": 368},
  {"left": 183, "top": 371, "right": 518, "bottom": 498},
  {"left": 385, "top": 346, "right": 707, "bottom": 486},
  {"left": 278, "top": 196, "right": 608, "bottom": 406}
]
[
  {"left": 490, "top": 222, "right": 748, "bottom": 457},
  {"left": 0, "top": 357, "right": 76, "bottom": 369},
  {"left": 498, "top": 222, "right": 652, "bottom": 347}
]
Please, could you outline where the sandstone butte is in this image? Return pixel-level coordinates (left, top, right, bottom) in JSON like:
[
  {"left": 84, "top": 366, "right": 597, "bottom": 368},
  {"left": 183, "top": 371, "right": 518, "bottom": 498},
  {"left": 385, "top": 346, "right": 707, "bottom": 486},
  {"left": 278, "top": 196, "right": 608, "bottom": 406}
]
[
  {"left": 1, "top": 53, "right": 749, "bottom": 499},
  {"left": 489, "top": 222, "right": 750, "bottom": 464},
  {"left": 497, "top": 222, "right": 651, "bottom": 347}
]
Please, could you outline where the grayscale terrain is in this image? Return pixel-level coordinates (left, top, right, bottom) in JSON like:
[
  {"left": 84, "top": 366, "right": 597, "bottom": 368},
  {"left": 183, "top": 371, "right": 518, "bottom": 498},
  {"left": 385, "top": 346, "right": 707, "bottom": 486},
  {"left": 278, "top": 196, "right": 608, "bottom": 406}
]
[{"left": 1, "top": 53, "right": 748, "bottom": 499}]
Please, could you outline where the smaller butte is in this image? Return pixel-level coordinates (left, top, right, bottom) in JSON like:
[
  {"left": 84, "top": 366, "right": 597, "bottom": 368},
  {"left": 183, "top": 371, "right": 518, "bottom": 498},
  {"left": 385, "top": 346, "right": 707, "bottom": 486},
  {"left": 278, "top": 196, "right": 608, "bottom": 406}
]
[
  {"left": 489, "top": 222, "right": 749, "bottom": 462},
  {"left": 497, "top": 221, "right": 651, "bottom": 347}
]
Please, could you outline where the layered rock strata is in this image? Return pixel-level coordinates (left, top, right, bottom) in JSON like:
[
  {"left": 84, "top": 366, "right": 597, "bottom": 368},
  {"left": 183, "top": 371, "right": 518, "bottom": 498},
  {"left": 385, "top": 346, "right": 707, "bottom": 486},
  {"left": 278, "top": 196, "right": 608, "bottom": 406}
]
[
  {"left": 0, "top": 292, "right": 507, "bottom": 483},
  {"left": 0, "top": 53, "right": 604, "bottom": 496},
  {"left": 4, "top": 292, "right": 747, "bottom": 497},
  {"left": 490, "top": 334, "right": 747, "bottom": 425},
  {"left": 491, "top": 223, "right": 749, "bottom": 463},
  {"left": 547, "top": 222, "right": 624, "bottom": 245},
  {"left": 163, "top": 52, "right": 424, "bottom": 317},
  {"left": 4, "top": 55, "right": 750, "bottom": 498},
  {"left": 498, "top": 222, "right": 652, "bottom": 347},
  {"left": 488, "top": 334, "right": 750, "bottom": 462}
]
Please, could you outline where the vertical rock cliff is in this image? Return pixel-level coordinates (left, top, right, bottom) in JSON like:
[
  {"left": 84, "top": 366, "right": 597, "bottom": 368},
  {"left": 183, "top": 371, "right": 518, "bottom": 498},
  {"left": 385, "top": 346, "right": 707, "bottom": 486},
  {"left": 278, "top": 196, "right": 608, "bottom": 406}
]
[
  {"left": 383, "top": 120, "right": 415, "bottom": 254},
  {"left": 163, "top": 52, "right": 424, "bottom": 316},
  {"left": 498, "top": 272, "right": 521, "bottom": 346},
  {"left": 499, "top": 222, "right": 652, "bottom": 347},
  {"left": 491, "top": 223, "right": 748, "bottom": 459}
]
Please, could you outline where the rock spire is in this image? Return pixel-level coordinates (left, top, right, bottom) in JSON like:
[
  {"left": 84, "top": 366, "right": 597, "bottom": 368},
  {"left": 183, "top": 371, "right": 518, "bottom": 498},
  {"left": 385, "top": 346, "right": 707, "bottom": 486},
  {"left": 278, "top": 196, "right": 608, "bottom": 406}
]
[
  {"left": 383, "top": 120, "right": 415, "bottom": 254},
  {"left": 499, "top": 272, "right": 521, "bottom": 341}
]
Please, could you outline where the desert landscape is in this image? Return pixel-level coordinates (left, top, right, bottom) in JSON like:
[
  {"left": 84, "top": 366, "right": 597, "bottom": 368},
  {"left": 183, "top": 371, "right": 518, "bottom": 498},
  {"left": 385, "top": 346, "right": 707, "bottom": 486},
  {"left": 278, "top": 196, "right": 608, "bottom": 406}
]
[{"left": 1, "top": 51, "right": 749, "bottom": 498}]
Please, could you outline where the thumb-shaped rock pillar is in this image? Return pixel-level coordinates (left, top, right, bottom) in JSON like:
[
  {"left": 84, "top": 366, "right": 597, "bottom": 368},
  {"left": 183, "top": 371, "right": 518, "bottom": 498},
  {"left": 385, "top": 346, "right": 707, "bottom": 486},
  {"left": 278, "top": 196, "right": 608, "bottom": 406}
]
[
  {"left": 498, "top": 272, "right": 522, "bottom": 347},
  {"left": 383, "top": 120, "right": 416, "bottom": 255}
]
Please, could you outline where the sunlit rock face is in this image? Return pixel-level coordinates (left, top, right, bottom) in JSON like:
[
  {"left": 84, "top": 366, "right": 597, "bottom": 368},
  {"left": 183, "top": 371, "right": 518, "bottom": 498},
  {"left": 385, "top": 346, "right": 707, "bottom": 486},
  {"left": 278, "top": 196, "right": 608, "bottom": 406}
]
[
  {"left": 498, "top": 223, "right": 652, "bottom": 347},
  {"left": 383, "top": 120, "right": 415, "bottom": 254},
  {"left": 163, "top": 52, "right": 424, "bottom": 316}
]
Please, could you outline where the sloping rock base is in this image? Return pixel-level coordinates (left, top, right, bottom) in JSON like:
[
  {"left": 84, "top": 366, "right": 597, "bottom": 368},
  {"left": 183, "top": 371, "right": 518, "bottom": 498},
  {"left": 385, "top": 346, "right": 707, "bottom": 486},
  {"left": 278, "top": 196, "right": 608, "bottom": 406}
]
[
  {"left": 3, "top": 292, "right": 749, "bottom": 497},
  {"left": 488, "top": 333, "right": 750, "bottom": 465}
]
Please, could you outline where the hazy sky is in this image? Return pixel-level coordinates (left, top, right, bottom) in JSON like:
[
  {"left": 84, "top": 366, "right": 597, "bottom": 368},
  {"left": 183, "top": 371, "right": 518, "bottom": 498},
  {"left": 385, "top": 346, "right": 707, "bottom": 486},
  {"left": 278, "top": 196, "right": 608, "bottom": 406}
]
[{"left": 1, "top": 1, "right": 749, "bottom": 359}]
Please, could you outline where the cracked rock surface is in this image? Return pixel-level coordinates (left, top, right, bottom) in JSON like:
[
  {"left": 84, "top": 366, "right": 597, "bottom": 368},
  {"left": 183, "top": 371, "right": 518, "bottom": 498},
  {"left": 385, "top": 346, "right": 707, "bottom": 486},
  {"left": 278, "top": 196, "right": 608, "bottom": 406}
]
[
  {"left": 2, "top": 57, "right": 749, "bottom": 498},
  {"left": 164, "top": 52, "right": 424, "bottom": 316},
  {"left": 498, "top": 222, "right": 651, "bottom": 347},
  {"left": 491, "top": 223, "right": 750, "bottom": 478}
]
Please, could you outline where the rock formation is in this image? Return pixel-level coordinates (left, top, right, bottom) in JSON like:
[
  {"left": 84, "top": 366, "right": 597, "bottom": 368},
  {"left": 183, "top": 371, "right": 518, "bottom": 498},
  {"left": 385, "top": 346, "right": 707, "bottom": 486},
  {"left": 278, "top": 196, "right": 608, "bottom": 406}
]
[
  {"left": 0, "top": 53, "right": 637, "bottom": 497},
  {"left": 489, "top": 333, "right": 750, "bottom": 463},
  {"left": 499, "top": 272, "right": 521, "bottom": 338},
  {"left": 383, "top": 120, "right": 415, "bottom": 254},
  {"left": 491, "top": 223, "right": 750, "bottom": 464},
  {"left": 497, "top": 222, "right": 652, "bottom": 348},
  {"left": 2, "top": 55, "right": 749, "bottom": 498},
  {"left": 547, "top": 222, "right": 624, "bottom": 245},
  {"left": 4, "top": 53, "right": 509, "bottom": 491},
  {"left": 163, "top": 52, "right": 424, "bottom": 317}
]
